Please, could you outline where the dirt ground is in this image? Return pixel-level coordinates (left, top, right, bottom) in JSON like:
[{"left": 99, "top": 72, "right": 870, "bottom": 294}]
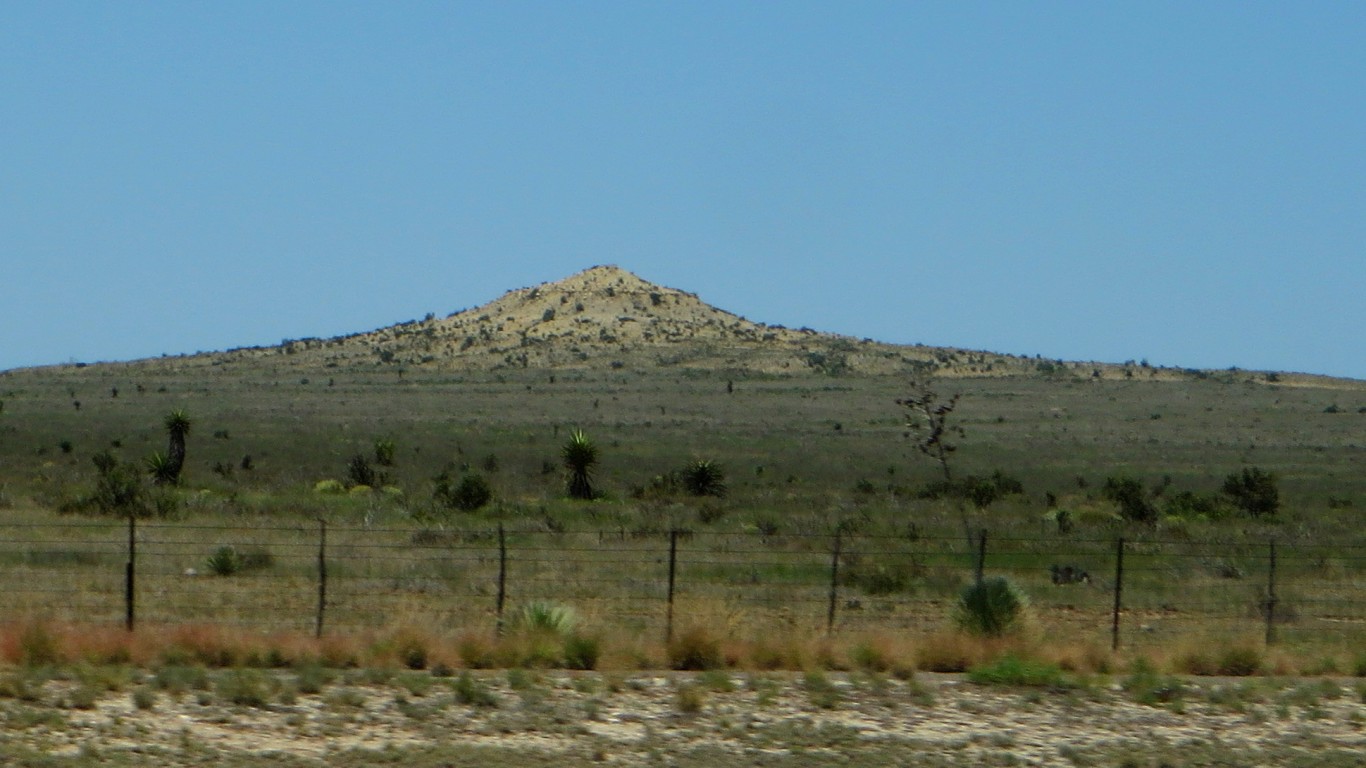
[{"left": 3, "top": 670, "right": 1364, "bottom": 767}]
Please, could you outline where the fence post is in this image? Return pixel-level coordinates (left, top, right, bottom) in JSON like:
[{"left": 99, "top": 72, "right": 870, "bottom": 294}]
[
  {"left": 974, "top": 529, "right": 987, "bottom": 585},
  {"left": 495, "top": 524, "right": 507, "bottom": 637},
  {"left": 665, "top": 529, "right": 678, "bottom": 644},
  {"left": 315, "top": 519, "right": 327, "bottom": 639},
  {"left": 1111, "top": 537, "right": 1125, "bottom": 652},
  {"left": 125, "top": 514, "right": 136, "bottom": 632},
  {"left": 826, "top": 528, "right": 842, "bottom": 634},
  {"left": 1265, "top": 538, "right": 1277, "bottom": 646}
]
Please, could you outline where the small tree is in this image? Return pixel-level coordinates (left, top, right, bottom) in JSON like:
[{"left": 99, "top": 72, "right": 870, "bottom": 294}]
[
  {"left": 1222, "top": 467, "right": 1279, "bottom": 518},
  {"left": 562, "top": 429, "right": 598, "bottom": 500},
  {"left": 896, "top": 377, "right": 964, "bottom": 482}
]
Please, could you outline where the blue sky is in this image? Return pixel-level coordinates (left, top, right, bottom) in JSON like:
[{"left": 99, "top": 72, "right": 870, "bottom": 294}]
[{"left": 3, "top": 2, "right": 1363, "bottom": 379}]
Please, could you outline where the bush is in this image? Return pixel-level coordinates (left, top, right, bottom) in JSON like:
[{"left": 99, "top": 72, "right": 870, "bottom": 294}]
[
  {"left": 1101, "top": 476, "right": 1157, "bottom": 524},
  {"left": 435, "top": 471, "right": 492, "bottom": 511},
  {"left": 1222, "top": 467, "right": 1279, "bottom": 517},
  {"left": 563, "top": 634, "right": 601, "bottom": 671},
  {"left": 953, "top": 577, "right": 1028, "bottom": 637},
  {"left": 667, "top": 627, "right": 724, "bottom": 671},
  {"left": 968, "top": 655, "right": 1071, "bottom": 688},
  {"left": 681, "top": 460, "right": 727, "bottom": 498},
  {"left": 346, "top": 454, "right": 376, "bottom": 488}
]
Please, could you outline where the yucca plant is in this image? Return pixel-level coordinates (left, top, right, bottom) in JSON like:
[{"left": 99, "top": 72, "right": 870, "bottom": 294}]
[
  {"left": 511, "top": 601, "right": 579, "bottom": 637},
  {"left": 159, "top": 409, "right": 191, "bottom": 485},
  {"left": 681, "top": 459, "right": 727, "bottom": 497},
  {"left": 562, "top": 429, "right": 598, "bottom": 500},
  {"left": 145, "top": 451, "right": 177, "bottom": 485}
]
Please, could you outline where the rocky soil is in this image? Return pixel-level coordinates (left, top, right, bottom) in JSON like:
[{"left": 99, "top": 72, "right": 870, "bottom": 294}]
[{"left": 4, "top": 670, "right": 1364, "bottom": 767}]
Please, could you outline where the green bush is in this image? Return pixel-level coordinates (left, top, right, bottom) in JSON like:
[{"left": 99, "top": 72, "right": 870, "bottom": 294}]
[
  {"left": 1222, "top": 467, "right": 1279, "bottom": 517},
  {"left": 681, "top": 460, "right": 727, "bottom": 498},
  {"left": 563, "top": 634, "right": 601, "bottom": 671},
  {"left": 968, "top": 655, "right": 1071, "bottom": 688},
  {"left": 953, "top": 577, "right": 1028, "bottom": 637},
  {"left": 1102, "top": 476, "right": 1157, "bottom": 524},
  {"left": 436, "top": 473, "right": 492, "bottom": 511}
]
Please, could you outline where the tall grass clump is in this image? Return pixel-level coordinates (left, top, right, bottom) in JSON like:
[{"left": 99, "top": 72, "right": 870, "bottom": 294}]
[{"left": 954, "top": 577, "right": 1029, "bottom": 637}]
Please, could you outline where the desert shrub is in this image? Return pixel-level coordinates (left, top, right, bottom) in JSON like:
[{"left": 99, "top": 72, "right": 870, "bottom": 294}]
[
  {"left": 1101, "top": 475, "right": 1157, "bottom": 524},
  {"left": 968, "top": 655, "right": 1071, "bottom": 688},
  {"left": 205, "top": 546, "right": 273, "bottom": 577},
  {"left": 215, "top": 669, "right": 273, "bottom": 707},
  {"left": 1123, "top": 658, "right": 1185, "bottom": 706},
  {"left": 681, "top": 460, "right": 727, "bottom": 498},
  {"left": 562, "top": 430, "right": 598, "bottom": 500},
  {"left": 668, "top": 626, "right": 724, "bottom": 671},
  {"left": 373, "top": 438, "right": 396, "bottom": 467},
  {"left": 510, "top": 601, "right": 578, "bottom": 637},
  {"left": 346, "top": 454, "right": 376, "bottom": 488},
  {"left": 953, "top": 577, "right": 1028, "bottom": 637},
  {"left": 917, "top": 470, "right": 1023, "bottom": 507},
  {"left": 1163, "top": 490, "right": 1228, "bottom": 519},
  {"left": 843, "top": 559, "right": 921, "bottom": 595},
  {"left": 563, "top": 634, "right": 601, "bottom": 671},
  {"left": 1217, "top": 645, "right": 1264, "bottom": 676},
  {"left": 434, "top": 469, "right": 492, "bottom": 511},
  {"left": 1222, "top": 467, "right": 1279, "bottom": 517},
  {"left": 452, "top": 671, "right": 497, "bottom": 707}
]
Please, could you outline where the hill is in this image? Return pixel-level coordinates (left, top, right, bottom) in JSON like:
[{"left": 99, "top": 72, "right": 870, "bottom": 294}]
[{"left": 13, "top": 265, "right": 1356, "bottom": 388}]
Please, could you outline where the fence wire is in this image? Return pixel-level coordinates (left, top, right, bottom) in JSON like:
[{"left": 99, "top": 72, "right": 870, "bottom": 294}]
[{"left": 0, "top": 521, "right": 1361, "bottom": 650}]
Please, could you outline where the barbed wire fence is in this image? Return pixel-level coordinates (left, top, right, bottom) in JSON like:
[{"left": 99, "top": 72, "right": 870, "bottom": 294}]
[{"left": 1, "top": 520, "right": 1362, "bottom": 651}]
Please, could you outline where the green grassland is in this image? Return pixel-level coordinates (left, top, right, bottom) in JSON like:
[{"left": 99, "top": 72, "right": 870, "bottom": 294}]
[{"left": 0, "top": 359, "right": 1363, "bottom": 661}]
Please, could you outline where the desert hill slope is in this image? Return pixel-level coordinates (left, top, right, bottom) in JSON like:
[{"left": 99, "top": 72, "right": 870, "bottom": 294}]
[
  {"left": 136, "top": 265, "right": 1015, "bottom": 377},
  {"left": 11, "top": 265, "right": 1359, "bottom": 387}
]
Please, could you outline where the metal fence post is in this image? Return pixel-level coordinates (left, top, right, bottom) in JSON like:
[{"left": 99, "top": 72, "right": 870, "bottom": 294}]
[
  {"left": 665, "top": 529, "right": 678, "bottom": 644},
  {"left": 826, "top": 528, "right": 842, "bottom": 634},
  {"left": 974, "top": 529, "right": 987, "bottom": 585},
  {"left": 125, "top": 514, "right": 136, "bottom": 632},
  {"left": 1112, "top": 537, "right": 1125, "bottom": 652},
  {"left": 315, "top": 519, "right": 327, "bottom": 639},
  {"left": 495, "top": 523, "right": 507, "bottom": 637},
  {"left": 1265, "top": 538, "right": 1277, "bottom": 646}
]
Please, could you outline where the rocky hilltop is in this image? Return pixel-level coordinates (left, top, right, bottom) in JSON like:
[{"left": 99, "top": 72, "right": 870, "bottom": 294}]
[{"left": 191, "top": 265, "right": 994, "bottom": 376}]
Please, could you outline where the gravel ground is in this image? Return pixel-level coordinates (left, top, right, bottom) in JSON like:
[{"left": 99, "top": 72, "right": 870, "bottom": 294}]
[{"left": 3, "top": 670, "right": 1364, "bottom": 767}]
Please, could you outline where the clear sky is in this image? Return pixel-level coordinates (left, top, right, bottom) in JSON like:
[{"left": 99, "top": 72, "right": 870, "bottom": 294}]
[{"left": 3, "top": 3, "right": 1363, "bottom": 379}]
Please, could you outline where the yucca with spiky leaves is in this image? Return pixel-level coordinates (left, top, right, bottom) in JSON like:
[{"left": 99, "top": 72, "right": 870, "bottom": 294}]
[
  {"left": 681, "top": 459, "right": 727, "bottom": 497},
  {"left": 562, "top": 429, "right": 598, "bottom": 500},
  {"left": 144, "top": 451, "right": 177, "bottom": 485},
  {"left": 159, "top": 409, "right": 191, "bottom": 485}
]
